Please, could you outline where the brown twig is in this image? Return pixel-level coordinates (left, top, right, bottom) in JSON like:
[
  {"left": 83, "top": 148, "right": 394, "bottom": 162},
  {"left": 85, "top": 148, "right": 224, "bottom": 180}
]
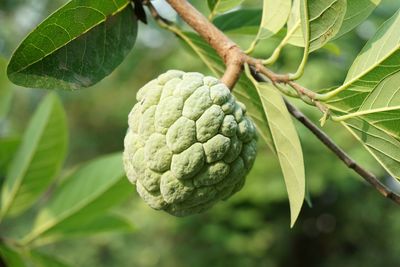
[
  {"left": 286, "top": 101, "right": 400, "bottom": 204},
  {"left": 159, "top": 0, "right": 400, "bottom": 205},
  {"left": 164, "top": 0, "right": 323, "bottom": 103},
  {"left": 244, "top": 58, "right": 327, "bottom": 113},
  {"left": 165, "top": 0, "right": 243, "bottom": 89}
]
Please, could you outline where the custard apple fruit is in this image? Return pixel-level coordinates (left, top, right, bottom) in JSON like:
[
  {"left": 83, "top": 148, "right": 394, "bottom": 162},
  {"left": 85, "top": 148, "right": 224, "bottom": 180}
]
[{"left": 123, "top": 70, "right": 257, "bottom": 216}]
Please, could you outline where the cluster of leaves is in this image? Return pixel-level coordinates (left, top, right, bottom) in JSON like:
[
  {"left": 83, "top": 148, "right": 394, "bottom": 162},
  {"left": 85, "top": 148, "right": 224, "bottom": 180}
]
[
  {"left": 0, "top": 61, "right": 134, "bottom": 266},
  {"left": 3, "top": 0, "right": 400, "bottom": 240}
]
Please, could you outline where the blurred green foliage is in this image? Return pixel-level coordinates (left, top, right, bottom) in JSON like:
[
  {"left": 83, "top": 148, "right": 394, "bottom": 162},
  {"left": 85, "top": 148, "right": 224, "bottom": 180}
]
[{"left": 1, "top": 0, "right": 400, "bottom": 266}]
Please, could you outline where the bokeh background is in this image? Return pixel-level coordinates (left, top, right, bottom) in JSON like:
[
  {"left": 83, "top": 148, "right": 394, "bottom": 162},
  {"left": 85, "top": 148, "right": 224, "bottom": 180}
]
[{"left": 1, "top": 0, "right": 400, "bottom": 266}]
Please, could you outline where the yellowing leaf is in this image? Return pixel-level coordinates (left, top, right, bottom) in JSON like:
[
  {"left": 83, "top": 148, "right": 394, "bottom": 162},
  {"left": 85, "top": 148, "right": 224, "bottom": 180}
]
[{"left": 255, "top": 82, "right": 305, "bottom": 227}]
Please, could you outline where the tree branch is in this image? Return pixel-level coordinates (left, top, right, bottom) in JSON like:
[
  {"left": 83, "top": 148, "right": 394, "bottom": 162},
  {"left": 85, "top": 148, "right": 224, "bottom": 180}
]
[
  {"left": 165, "top": 0, "right": 323, "bottom": 102},
  {"left": 165, "top": 0, "right": 243, "bottom": 89},
  {"left": 286, "top": 100, "right": 400, "bottom": 205},
  {"left": 161, "top": 0, "right": 400, "bottom": 205}
]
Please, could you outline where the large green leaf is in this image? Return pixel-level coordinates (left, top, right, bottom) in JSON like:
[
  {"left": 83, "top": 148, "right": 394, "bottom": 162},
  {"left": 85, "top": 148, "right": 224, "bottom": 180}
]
[
  {"left": 0, "top": 94, "right": 68, "bottom": 219},
  {"left": 36, "top": 213, "right": 134, "bottom": 245},
  {"left": 23, "top": 153, "right": 131, "bottom": 244},
  {"left": 0, "top": 136, "right": 20, "bottom": 178},
  {"left": 341, "top": 118, "right": 400, "bottom": 180},
  {"left": 255, "top": 82, "right": 305, "bottom": 227},
  {"left": 325, "top": 10, "right": 400, "bottom": 112},
  {"left": 255, "top": 0, "right": 291, "bottom": 41},
  {"left": 7, "top": 0, "right": 137, "bottom": 90},
  {"left": 213, "top": 9, "right": 262, "bottom": 35},
  {"left": 335, "top": 0, "right": 381, "bottom": 38},
  {"left": 358, "top": 110, "right": 400, "bottom": 140},
  {"left": 328, "top": 72, "right": 400, "bottom": 173},
  {"left": 29, "top": 250, "right": 71, "bottom": 267},
  {"left": 177, "top": 31, "right": 274, "bottom": 149},
  {"left": 321, "top": 10, "right": 400, "bottom": 178},
  {"left": 0, "top": 58, "right": 13, "bottom": 120},
  {"left": 287, "top": 0, "right": 347, "bottom": 51},
  {"left": 0, "top": 244, "right": 26, "bottom": 267},
  {"left": 351, "top": 71, "right": 400, "bottom": 139},
  {"left": 208, "top": 0, "right": 244, "bottom": 16},
  {"left": 33, "top": 179, "right": 131, "bottom": 242},
  {"left": 360, "top": 71, "right": 400, "bottom": 111}
]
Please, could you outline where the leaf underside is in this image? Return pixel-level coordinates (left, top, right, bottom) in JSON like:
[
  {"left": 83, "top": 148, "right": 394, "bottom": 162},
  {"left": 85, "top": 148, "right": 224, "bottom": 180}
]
[
  {"left": 335, "top": 0, "right": 381, "bottom": 39},
  {"left": 325, "top": 10, "right": 400, "bottom": 180},
  {"left": 288, "top": 0, "right": 347, "bottom": 51},
  {"left": 326, "top": 10, "right": 400, "bottom": 113},
  {"left": 257, "top": 0, "right": 292, "bottom": 40},
  {"left": 341, "top": 118, "right": 400, "bottom": 180},
  {"left": 208, "top": 0, "right": 245, "bottom": 15},
  {"left": 255, "top": 83, "right": 305, "bottom": 227}
]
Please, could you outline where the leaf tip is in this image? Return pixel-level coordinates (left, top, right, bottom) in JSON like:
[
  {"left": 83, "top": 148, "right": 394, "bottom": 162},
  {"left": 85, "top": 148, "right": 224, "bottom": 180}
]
[{"left": 289, "top": 203, "right": 303, "bottom": 228}]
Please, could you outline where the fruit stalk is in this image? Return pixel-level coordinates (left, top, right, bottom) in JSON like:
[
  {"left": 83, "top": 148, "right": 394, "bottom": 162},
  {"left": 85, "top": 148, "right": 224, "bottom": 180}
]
[{"left": 165, "top": 0, "right": 244, "bottom": 89}]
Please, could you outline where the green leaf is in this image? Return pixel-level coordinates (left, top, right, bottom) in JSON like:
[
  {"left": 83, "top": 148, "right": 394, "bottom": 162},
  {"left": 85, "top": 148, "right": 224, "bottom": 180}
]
[
  {"left": 208, "top": 0, "right": 245, "bottom": 16},
  {"left": 36, "top": 213, "right": 134, "bottom": 245},
  {"left": 0, "top": 244, "right": 26, "bottom": 267},
  {"left": 177, "top": 31, "right": 274, "bottom": 150},
  {"left": 7, "top": 0, "right": 138, "bottom": 90},
  {"left": 287, "top": 0, "right": 347, "bottom": 51},
  {"left": 360, "top": 71, "right": 400, "bottom": 111},
  {"left": 23, "top": 153, "right": 132, "bottom": 244},
  {"left": 0, "top": 136, "right": 20, "bottom": 178},
  {"left": 355, "top": 70, "right": 400, "bottom": 139},
  {"left": 29, "top": 250, "right": 71, "bottom": 267},
  {"left": 329, "top": 72, "right": 400, "bottom": 181},
  {"left": 341, "top": 118, "right": 400, "bottom": 180},
  {"left": 0, "top": 93, "right": 68, "bottom": 219},
  {"left": 359, "top": 110, "right": 400, "bottom": 140},
  {"left": 0, "top": 58, "right": 13, "bottom": 120},
  {"left": 256, "top": 0, "right": 291, "bottom": 40},
  {"left": 325, "top": 10, "right": 400, "bottom": 112},
  {"left": 255, "top": 82, "right": 305, "bottom": 227},
  {"left": 213, "top": 9, "right": 262, "bottom": 35},
  {"left": 334, "top": 71, "right": 400, "bottom": 142},
  {"left": 335, "top": 0, "right": 381, "bottom": 38}
]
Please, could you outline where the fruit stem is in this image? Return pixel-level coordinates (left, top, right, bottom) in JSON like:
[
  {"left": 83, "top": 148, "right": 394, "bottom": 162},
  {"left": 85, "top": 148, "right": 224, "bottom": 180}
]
[{"left": 165, "top": 0, "right": 244, "bottom": 89}]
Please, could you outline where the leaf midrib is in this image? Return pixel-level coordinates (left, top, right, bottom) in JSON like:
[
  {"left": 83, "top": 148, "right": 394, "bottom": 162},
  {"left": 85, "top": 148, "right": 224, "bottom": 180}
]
[
  {"left": 1, "top": 99, "right": 53, "bottom": 218},
  {"left": 29, "top": 174, "right": 124, "bottom": 241},
  {"left": 9, "top": 2, "right": 130, "bottom": 76},
  {"left": 343, "top": 19, "right": 400, "bottom": 89}
]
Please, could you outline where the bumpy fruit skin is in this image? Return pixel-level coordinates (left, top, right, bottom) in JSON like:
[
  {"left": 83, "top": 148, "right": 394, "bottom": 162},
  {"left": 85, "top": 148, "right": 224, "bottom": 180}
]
[{"left": 123, "top": 70, "right": 257, "bottom": 216}]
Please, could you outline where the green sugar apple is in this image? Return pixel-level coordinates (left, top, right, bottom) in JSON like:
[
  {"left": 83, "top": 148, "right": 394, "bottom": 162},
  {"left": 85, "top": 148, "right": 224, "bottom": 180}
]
[{"left": 123, "top": 70, "right": 257, "bottom": 216}]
